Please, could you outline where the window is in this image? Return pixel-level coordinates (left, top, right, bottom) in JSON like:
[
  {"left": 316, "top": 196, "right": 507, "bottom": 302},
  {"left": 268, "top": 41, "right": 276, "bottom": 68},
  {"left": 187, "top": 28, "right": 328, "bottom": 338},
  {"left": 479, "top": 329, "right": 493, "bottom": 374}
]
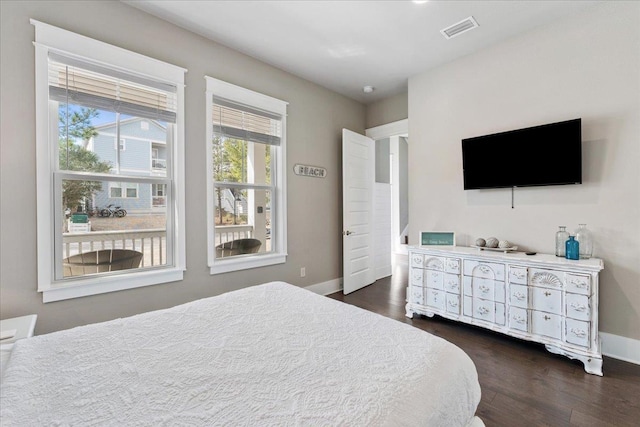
[
  {"left": 205, "top": 77, "right": 287, "bottom": 274},
  {"left": 109, "top": 183, "right": 138, "bottom": 198},
  {"left": 114, "top": 138, "right": 126, "bottom": 151},
  {"left": 33, "top": 20, "right": 186, "bottom": 302}
]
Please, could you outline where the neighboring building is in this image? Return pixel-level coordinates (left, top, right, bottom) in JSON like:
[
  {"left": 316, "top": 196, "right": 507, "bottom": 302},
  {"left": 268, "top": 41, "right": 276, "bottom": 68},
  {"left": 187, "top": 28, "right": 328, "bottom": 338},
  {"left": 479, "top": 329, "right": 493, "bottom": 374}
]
[{"left": 88, "top": 117, "right": 168, "bottom": 213}]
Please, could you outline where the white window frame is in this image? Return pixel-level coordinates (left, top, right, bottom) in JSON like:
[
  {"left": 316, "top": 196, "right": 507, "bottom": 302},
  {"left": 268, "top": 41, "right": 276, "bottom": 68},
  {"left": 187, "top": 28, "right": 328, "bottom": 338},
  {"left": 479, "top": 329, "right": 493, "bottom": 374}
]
[
  {"left": 33, "top": 20, "right": 187, "bottom": 302},
  {"left": 205, "top": 77, "right": 288, "bottom": 274},
  {"left": 114, "top": 138, "right": 126, "bottom": 151}
]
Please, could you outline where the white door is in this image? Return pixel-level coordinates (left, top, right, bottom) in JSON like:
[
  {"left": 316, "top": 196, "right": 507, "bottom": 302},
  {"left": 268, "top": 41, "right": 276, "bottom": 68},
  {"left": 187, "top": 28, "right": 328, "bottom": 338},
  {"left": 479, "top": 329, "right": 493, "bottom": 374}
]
[{"left": 342, "top": 129, "right": 375, "bottom": 294}]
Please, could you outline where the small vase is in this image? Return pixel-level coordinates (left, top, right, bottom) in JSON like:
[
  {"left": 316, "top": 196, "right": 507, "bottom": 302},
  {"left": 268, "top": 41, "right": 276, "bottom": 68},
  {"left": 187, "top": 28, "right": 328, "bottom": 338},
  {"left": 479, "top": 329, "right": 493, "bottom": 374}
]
[
  {"left": 565, "top": 235, "right": 579, "bottom": 260},
  {"left": 555, "top": 226, "right": 569, "bottom": 257},
  {"left": 575, "top": 224, "right": 593, "bottom": 259}
]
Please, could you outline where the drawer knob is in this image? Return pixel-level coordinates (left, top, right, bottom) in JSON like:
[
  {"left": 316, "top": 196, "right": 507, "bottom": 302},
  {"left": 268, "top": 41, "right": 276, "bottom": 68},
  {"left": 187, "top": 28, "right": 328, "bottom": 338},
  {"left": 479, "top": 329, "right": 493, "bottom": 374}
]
[
  {"left": 480, "top": 285, "right": 491, "bottom": 293},
  {"left": 544, "top": 291, "right": 552, "bottom": 296},
  {"left": 570, "top": 328, "right": 587, "bottom": 338},
  {"left": 544, "top": 315, "right": 551, "bottom": 321},
  {"left": 570, "top": 302, "right": 587, "bottom": 312},
  {"left": 514, "top": 292, "right": 526, "bottom": 300}
]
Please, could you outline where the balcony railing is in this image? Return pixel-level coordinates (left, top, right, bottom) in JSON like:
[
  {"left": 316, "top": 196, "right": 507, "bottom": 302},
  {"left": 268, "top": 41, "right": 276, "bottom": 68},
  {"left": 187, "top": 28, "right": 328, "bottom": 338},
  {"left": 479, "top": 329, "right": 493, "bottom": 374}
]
[
  {"left": 63, "top": 229, "right": 166, "bottom": 267},
  {"left": 152, "top": 158, "right": 167, "bottom": 169},
  {"left": 62, "top": 225, "right": 255, "bottom": 268}
]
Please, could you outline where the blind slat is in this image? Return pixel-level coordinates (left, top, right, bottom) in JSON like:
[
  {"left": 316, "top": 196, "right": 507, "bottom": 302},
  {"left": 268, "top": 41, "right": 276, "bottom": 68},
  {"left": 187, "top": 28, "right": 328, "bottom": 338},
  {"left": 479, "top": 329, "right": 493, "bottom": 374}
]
[{"left": 212, "top": 98, "right": 282, "bottom": 146}]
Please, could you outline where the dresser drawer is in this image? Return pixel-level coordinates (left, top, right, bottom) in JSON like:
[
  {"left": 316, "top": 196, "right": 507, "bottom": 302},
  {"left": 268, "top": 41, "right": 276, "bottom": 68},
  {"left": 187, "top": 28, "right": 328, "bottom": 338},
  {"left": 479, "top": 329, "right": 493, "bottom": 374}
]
[
  {"left": 509, "top": 266, "right": 528, "bottom": 285},
  {"left": 509, "top": 284, "right": 529, "bottom": 308},
  {"left": 443, "top": 273, "right": 460, "bottom": 293},
  {"left": 531, "top": 311, "right": 562, "bottom": 340},
  {"left": 472, "top": 298, "right": 495, "bottom": 323},
  {"left": 444, "top": 258, "right": 461, "bottom": 274},
  {"left": 565, "top": 318, "right": 590, "bottom": 348},
  {"left": 410, "top": 268, "right": 424, "bottom": 287},
  {"left": 566, "top": 293, "right": 590, "bottom": 321},
  {"left": 410, "top": 252, "right": 424, "bottom": 268},
  {"left": 529, "top": 268, "right": 564, "bottom": 290},
  {"left": 464, "top": 276, "right": 506, "bottom": 303},
  {"left": 408, "top": 286, "right": 424, "bottom": 305},
  {"left": 426, "top": 288, "right": 445, "bottom": 311},
  {"left": 531, "top": 287, "right": 562, "bottom": 315},
  {"left": 425, "top": 270, "right": 444, "bottom": 290},
  {"left": 566, "top": 273, "right": 591, "bottom": 295},
  {"left": 464, "top": 260, "right": 505, "bottom": 281},
  {"left": 509, "top": 306, "right": 528, "bottom": 332},
  {"left": 424, "top": 256, "right": 445, "bottom": 271},
  {"left": 446, "top": 293, "right": 460, "bottom": 315}
]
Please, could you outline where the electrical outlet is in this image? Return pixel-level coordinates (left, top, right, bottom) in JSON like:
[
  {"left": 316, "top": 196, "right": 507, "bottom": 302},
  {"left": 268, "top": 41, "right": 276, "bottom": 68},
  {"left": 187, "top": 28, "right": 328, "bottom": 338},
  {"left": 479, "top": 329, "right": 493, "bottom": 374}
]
[{"left": 300, "top": 267, "right": 306, "bottom": 277}]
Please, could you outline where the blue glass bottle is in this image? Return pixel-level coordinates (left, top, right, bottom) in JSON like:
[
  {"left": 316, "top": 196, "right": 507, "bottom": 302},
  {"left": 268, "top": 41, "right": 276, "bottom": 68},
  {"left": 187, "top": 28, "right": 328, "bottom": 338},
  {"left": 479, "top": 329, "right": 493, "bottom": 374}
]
[{"left": 565, "top": 235, "right": 579, "bottom": 260}]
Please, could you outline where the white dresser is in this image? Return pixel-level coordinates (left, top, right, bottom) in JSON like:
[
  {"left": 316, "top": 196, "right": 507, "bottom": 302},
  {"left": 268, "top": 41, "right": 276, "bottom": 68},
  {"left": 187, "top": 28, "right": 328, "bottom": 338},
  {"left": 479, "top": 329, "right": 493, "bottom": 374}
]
[{"left": 406, "top": 246, "right": 604, "bottom": 375}]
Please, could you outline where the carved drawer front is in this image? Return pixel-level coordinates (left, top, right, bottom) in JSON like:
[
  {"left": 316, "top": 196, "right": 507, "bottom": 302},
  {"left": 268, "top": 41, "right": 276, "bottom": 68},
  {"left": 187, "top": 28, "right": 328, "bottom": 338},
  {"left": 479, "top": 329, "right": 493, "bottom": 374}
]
[
  {"left": 529, "top": 268, "right": 564, "bottom": 290},
  {"left": 509, "top": 306, "right": 528, "bottom": 332},
  {"left": 444, "top": 273, "right": 460, "bottom": 293},
  {"left": 509, "top": 266, "right": 528, "bottom": 285},
  {"left": 510, "top": 284, "right": 529, "bottom": 309},
  {"left": 410, "top": 268, "right": 424, "bottom": 287},
  {"left": 565, "top": 318, "right": 590, "bottom": 348},
  {"left": 566, "top": 293, "right": 590, "bottom": 321},
  {"left": 446, "top": 293, "right": 460, "bottom": 315},
  {"left": 464, "top": 260, "right": 505, "bottom": 281},
  {"left": 465, "top": 276, "right": 506, "bottom": 303},
  {"left": 409, "top": 286, "right": 424, "bottom": 305},
  {"left": 566, "top": 273, "right": 591, "bottom": 296},
  {"left": 472, "top": 298, "right": 495, "bottom": 323},
  {"left": 531, "top": 287, "right": 562, "bottom": 315},
  {"left": 445, "top": 258, "right": 461, "bottom": 274},
  {"left": 410, "top": 252, "right": 424, "bottom": 268},
  {"left": 426, "top": 289, "right": 445, "bottom": 311},
  {"left": 425, "top": 270, "right": 444, "bottom": 290},
  {"left": 424, "top": 256, "right": 445, "bottom": 271},
  {"left": 531, "top": 311, "right": 562, "bottom": 340}
]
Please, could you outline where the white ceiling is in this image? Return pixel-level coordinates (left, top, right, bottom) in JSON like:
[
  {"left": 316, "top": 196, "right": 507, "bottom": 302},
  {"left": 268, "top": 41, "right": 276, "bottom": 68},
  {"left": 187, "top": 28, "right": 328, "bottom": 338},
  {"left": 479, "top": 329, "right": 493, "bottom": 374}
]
[{"left": 125, "top": 0, "right": 604, "bottom": 104}]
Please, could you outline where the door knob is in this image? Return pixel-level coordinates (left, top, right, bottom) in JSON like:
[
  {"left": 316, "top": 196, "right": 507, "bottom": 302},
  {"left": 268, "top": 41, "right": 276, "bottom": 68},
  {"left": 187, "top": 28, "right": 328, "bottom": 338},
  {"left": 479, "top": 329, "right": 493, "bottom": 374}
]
[{"left": 343, "top": 230, "right": 353, "bottom": 236}]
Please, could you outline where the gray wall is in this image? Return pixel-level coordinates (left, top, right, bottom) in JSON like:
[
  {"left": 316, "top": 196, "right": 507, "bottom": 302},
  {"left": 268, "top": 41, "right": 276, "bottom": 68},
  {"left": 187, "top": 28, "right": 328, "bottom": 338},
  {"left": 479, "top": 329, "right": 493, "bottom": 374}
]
[
  {"left": 366, "top": 92, "right": 408, "bottom": 129},
  {"left": 375, "top": 138, "right": 390, "bottom": 183},
  {"left": 409, "top": 2, "right": 640, "bottom": 341},
  {"left": 0, "top": 1, "right": 364, "bottom": 334}
]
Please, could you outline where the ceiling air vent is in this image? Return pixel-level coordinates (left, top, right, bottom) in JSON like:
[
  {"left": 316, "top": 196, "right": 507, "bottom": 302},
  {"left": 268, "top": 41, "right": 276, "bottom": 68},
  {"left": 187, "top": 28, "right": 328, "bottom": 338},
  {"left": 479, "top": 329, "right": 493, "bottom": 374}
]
[{"left": 441, "top": 16, "right": 479, "bottom": 40}]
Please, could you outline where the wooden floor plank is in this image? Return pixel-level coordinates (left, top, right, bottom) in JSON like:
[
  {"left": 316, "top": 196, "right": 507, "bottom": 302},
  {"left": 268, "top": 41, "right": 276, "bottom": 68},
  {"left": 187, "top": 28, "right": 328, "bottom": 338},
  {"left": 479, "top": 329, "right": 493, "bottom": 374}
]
[{"left": 327, "top": 261, "right": 640, "bottom": 427}]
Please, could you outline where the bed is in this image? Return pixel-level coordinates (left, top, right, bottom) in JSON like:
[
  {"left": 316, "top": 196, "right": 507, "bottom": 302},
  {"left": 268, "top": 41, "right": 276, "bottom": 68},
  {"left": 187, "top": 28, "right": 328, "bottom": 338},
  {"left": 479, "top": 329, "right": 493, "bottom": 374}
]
[{"left": 0, "top": 281, "right": 483, "bottom": 426}]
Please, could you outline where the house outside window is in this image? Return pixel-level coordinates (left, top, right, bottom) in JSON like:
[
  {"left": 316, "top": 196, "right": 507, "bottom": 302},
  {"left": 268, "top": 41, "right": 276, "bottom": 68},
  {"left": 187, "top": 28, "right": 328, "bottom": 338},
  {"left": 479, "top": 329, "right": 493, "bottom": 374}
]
[
  {"left": 33, "top": 20, "right": 186, "bottom": 302},
  {"left": 205, "top": 77, "right": 287, "bottom": 274}
]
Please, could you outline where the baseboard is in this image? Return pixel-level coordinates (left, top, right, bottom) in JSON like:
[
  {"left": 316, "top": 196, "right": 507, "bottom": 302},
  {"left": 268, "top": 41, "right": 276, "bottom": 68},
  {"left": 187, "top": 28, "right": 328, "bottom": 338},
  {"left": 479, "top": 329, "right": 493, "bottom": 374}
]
[
  {"left": 600, "top": 332, "right": 640, "bottom": 365},
  {"left": 305, "top": 278, "right": 343, "bottom": 296}
]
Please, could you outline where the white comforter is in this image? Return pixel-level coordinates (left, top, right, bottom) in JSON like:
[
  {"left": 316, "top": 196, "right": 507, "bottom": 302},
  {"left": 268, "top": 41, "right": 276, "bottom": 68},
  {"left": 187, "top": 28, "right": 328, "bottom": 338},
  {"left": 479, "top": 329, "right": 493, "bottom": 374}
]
[{"left": 0, "top": 282, "right": 482, "bottom": 426}]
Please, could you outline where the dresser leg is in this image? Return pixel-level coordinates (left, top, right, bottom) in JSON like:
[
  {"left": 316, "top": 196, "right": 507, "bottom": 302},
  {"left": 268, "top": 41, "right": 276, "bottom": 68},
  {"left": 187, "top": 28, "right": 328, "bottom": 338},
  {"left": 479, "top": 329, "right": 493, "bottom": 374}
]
[
  {"left": 405, "top": 304, "right": 414, "bottom": 318},
  {"left": 544, "top": 344, "right": 603, "bottom": 376}
]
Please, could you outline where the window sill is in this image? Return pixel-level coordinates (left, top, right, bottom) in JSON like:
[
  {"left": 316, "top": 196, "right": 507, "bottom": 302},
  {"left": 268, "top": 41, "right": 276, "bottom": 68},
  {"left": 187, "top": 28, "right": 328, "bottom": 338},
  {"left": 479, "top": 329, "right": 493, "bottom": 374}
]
[
  {"left": 41, "top": 268, "right": 184, "bottom": 303},
  {"left": 209, "top": 253, "right": 286, "bottom": 275}
]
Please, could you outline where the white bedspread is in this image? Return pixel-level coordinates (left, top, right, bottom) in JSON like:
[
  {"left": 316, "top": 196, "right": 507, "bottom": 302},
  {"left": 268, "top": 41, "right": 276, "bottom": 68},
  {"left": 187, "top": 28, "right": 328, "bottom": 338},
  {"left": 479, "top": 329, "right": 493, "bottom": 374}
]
[{"left": 0, "top": 282, "right": 482, "bottom": 426}]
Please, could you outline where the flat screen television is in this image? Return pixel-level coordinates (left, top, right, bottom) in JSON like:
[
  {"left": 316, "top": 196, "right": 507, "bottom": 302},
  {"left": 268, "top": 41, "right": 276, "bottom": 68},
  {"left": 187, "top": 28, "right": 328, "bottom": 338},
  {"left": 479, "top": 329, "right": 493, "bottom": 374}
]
[{"left": 462, "top": 118, "right": 582, "bottom": 190}]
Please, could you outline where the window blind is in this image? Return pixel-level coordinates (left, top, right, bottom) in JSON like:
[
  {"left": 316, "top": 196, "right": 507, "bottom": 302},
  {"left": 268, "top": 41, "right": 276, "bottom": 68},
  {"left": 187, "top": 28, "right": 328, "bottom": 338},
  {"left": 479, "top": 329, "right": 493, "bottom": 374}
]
[
  {"left": 212, "top": 97, "right": 282, "bottom": 146},
  {"left": 48, "top": 52, "right": 177, "bottom": 123}
]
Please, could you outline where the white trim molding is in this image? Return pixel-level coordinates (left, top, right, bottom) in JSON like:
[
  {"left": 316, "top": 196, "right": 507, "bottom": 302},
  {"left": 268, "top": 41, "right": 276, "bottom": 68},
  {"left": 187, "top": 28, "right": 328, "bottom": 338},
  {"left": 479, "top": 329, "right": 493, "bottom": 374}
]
[
  {"left": 600, "top": 332, "right": 640, "bottom": 366},
  {"left": 365, "top": 118, "right": 408, "bottom": 140},
  {"left": 304, "top": 278, "right": 343, "bottom": 296}
]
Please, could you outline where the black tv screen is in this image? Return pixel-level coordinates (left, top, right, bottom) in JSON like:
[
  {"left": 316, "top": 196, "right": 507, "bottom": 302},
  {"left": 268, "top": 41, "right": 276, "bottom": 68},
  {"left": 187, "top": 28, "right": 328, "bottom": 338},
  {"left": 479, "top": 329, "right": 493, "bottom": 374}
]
[{"left": 462, "top": 118, "right": 582, "bottom": 190}]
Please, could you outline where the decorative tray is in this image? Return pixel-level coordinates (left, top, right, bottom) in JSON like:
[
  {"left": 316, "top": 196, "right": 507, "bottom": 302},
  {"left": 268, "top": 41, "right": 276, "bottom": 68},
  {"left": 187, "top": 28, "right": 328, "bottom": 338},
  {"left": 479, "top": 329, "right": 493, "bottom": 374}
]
[{"left": 470, "top": 245, "right": 518, "bottom": 253}]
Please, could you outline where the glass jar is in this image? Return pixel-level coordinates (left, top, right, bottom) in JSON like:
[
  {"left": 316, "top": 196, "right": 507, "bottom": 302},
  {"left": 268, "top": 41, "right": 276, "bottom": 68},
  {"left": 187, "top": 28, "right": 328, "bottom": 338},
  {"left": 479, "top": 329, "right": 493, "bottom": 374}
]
[
  {"left": 575, "top": 224, "right": 593, "bottom": 259},
  {"left": 565, "top": 235, "right": 579, "bottom": 260},
  {"left": 555, "top": 226, "right": 569, "bottom": 257}
]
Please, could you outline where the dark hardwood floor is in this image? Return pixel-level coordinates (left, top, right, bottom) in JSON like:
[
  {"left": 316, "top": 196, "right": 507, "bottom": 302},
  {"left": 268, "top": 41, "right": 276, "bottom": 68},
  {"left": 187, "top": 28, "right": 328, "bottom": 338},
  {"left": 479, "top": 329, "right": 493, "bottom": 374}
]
[{"left": 327, "top": 257, "right": 640, "bottom": 427}]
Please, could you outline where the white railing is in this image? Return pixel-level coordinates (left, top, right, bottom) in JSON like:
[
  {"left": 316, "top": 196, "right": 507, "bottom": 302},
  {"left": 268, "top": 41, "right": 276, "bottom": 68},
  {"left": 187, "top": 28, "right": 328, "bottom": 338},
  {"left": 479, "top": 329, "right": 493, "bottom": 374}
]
[
  {"left": 215, "top": 225, "right": 253, "bottom": 246},
  {"left": 63, "top": 229, "right": 166, "bottom": 267}
]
